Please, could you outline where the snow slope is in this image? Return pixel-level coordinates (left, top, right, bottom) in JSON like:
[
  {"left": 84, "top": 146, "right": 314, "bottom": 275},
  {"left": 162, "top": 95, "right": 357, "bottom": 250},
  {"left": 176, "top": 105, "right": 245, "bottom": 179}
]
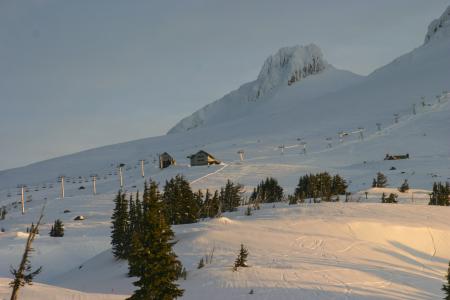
[{"left": 2, "top": 202, "right": 450, "bottom": 300}]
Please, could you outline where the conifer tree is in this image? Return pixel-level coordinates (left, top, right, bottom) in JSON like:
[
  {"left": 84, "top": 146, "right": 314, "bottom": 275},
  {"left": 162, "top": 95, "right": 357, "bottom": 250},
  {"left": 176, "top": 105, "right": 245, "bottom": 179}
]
[
  {"left": 233, "top": 244, "right": 249, "bottom": 271},
  {"left": 249, "top": 177, "right": 283, "bottom": 203},
  {"left": 111, "top": 190, "right": 129, "bottom": 259},
  {"left": 49, "top": 219, "right": 64, "bottom": 237},
  {"left": 398, "top": 179, "right": 409, "bottom": 193},
  {"left": 442, "top": 261, "right": 450, "bottom": 300},
  {"left": 375, "top": 172, "right": 388, "bottom": 188},
  {"left": 127, "top": 180, "right": 183, "bottom": 300},
  {"left": 372, "top": 178, "right": 377, "bottom": 188},
  {"left": 10, "top": 208, "right": 44, "bottom": 300},
  {"left": 197, "top": 257, "right": 205, "bottom": 269},
  {"left": 219, "top": 180, "right": 243, "bottom": 212},
  {"left": 163, "top": 175, "right": 199, "bottom": 225},
  {"left": 429, "top": 182, "right": 450, "bottom": 206}
]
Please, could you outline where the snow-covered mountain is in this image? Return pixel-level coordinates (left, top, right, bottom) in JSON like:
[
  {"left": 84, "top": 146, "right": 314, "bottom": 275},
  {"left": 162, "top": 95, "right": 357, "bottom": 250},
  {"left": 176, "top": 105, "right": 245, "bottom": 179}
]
[
  {"left": 424, "top": 5, "right": 450, "bottom": 44},
  {"left": 168, "top": 44, "right": 348, "bottom": 134}
]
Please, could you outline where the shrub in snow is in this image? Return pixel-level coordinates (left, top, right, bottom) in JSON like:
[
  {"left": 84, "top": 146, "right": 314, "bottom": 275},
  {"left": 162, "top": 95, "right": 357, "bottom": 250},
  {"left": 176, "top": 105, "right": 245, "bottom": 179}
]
[
  {"left": 398, "top": 180, "right": 409, "bottom": 193},
  {"left": 197, "top": 257, "right": 205, "bottom": 269},
  {"left": 49, "top": 219, "right": 64, "bottom": 237},
  {"left": 233, "top": 244, "right": 249, "bottom": 271}
]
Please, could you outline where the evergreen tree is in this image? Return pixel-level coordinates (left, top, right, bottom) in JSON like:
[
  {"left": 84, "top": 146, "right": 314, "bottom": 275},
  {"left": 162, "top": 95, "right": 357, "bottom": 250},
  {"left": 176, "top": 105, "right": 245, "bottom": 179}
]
[
  {"left": 127, "top": 180, "right": 183, "bottom": 300},
  {"left": 111, "top": 190, "right": 129, "bottom": 259},
  {"left": 398, "top": 179, "right": 410, "bottom": 193},
  {"left": 429, "top": 182, "right": 450, "bottom": 206},
  {"left": 197, "top": 257, "right": 205, "bottom": 269},
  {"left": 245, "top": 206, "right": 252, "bottom": 216},
  {"left": 10, "top": 210, "right": 44, "bottom": 300},
  {"left": 162, "top": 175, "right": 199, "bottom": 225},
  {"left": 372, "top": 178, "right": 377, "bottom": 188},
  {"left": 49, "top": 219, "right": 64, "bottom": 237},
  {"left": 219, "top": 180, "right": 243, "bottom": 212},
  {"left": 383, "top": 193, "right": 398, "bottom": 203},
  {"left": 442, "top": 261, "right": 450, "bottom": 300},
  {"left": 233, "top": 244, "right": 249, "bottom": 271},
  {"left": 375, "top": 172, "right": 388, "bottom": 188},
  {"left": 295, "top": 172, "right": 347, "bottom": 201},
  {"left": 249, "top": 177, "right": 283, "bottom": 203}
]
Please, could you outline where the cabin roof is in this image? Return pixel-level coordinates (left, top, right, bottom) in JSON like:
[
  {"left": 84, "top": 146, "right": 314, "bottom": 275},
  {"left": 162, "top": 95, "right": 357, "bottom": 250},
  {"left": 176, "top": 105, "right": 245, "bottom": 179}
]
[{"left": 187, "top": 150, "right": 217, "bottom": 160}]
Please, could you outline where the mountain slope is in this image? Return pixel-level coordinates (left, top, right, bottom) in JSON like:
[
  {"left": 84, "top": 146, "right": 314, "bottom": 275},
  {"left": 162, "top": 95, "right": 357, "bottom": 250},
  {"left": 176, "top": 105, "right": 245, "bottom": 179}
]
[{"left": 168, "top": 44, "right": 363, "bottom": 134}]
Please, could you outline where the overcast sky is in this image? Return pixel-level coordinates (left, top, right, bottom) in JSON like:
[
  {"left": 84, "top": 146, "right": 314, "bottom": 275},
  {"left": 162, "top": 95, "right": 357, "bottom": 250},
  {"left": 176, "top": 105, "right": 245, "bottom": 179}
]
[{"left": 0, "top": 0, "right": 448, "bottom": 171}]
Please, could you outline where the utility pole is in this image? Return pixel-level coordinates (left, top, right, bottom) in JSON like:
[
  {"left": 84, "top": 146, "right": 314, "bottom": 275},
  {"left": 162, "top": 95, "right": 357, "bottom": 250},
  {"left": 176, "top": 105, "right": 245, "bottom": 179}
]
[
  {"left": 412, "top": 103, "right": 416, "bottom": 115},
  {"left": 139, "top": 159, "right": 145, "bottom": 178}
]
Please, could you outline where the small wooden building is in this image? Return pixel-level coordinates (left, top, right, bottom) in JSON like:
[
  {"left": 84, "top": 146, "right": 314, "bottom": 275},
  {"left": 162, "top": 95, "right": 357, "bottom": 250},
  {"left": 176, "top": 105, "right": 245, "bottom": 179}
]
[
  {"left": 159, "top": 152, "right": 176, "bottom": 169},
  {"left": 384, "top": 153, "right": 409, "bottom": 160},
  {"left": 187, "top": 150, "right": 220, "bottom": 166}
]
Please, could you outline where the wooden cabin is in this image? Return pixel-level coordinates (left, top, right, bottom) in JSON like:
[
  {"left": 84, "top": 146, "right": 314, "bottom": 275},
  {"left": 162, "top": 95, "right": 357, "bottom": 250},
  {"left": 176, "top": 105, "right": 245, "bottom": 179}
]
[
  {"left": 187, "top": 150, "right": 220, "bottom": 166},
  {"left": 384, "top": 153, "right": 409, "bottom": 160},
  {"left": 159, "top": 152, "right": 176, "bottom": 169}
]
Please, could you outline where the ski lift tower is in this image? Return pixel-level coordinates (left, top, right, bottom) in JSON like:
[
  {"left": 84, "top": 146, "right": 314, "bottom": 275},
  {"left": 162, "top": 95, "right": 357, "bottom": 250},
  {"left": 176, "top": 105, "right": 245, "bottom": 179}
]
[
  {"left": 326, "top": 137, "right": 332, "bottom": 148},
  {"left": 58, "top": 175, "right": 65, "bottom": 199},
  {"left": 237, "top": 150, "right": 245, "bottom": 161},
  {"left": 139, "top": 159, "right": 146, "bottom": 178},
  {"left": 118, "top": 163, "right": 125, "bottom": 190},
  {"left": 338, "top": 131, "right": 347, "bottom": 143},
  {"left": 393, "top": 113, "right": 399, "bottom": 124},
  {"left": 356, "top": 127, "right": 365, "bottom": 140},
  {"left": 18, "top": 184, "right": 26, "bottom": 214},
  {"left": 90, "top": 174, "right": 97, "bottom": 195},
  {"left": 376, "top": 123, "right": 381, "bottom": 132},
  {"left": 300, "top": 141, "right": 307, "bottom": 154}
]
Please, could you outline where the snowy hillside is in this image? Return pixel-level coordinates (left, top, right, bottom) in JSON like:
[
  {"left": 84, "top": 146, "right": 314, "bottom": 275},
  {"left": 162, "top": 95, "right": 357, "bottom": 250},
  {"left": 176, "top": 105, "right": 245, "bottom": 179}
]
[{"left": 1, "top": 5, "right": 450, "bottom": 300}]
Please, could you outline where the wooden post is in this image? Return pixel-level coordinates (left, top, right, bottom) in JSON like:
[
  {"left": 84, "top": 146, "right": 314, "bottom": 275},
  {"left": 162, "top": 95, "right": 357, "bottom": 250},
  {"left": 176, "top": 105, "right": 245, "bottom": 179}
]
[
  {"left": 140, "top": 160, "right": 145, "bottom": 177},
  {"left": 60, "top": 176, "right": 65, "bottom": 199},
  {"left": 21, "top": 186, "right": 25, "bottom": 214}
]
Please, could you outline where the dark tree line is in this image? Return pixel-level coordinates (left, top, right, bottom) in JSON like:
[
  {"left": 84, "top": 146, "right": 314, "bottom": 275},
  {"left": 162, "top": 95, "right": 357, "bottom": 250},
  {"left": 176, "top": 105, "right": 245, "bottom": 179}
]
[
  {"left": 111, "top": 181, "right": 184, "bottom": 299},
  {"left": 429, "top": 182, "right": 450, "bottom": 206},
  {"left": 249, "top": 177, "right": 283, "bottom": 204},
  {"left": 110, "top": 176, "right": 244, "bottom": 299},
  {"left": 372, "top": 172, "right": 388, "bottom": 188},
  {"left": 294, "top": 172, "right": 347, "bottom": 202}
]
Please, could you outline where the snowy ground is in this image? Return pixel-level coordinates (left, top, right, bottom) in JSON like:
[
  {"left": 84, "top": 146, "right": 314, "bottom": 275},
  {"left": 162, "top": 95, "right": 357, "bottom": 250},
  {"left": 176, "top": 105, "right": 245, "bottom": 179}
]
[{"left": 2, "top": 200, "right": 450, "bottom": 300}]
